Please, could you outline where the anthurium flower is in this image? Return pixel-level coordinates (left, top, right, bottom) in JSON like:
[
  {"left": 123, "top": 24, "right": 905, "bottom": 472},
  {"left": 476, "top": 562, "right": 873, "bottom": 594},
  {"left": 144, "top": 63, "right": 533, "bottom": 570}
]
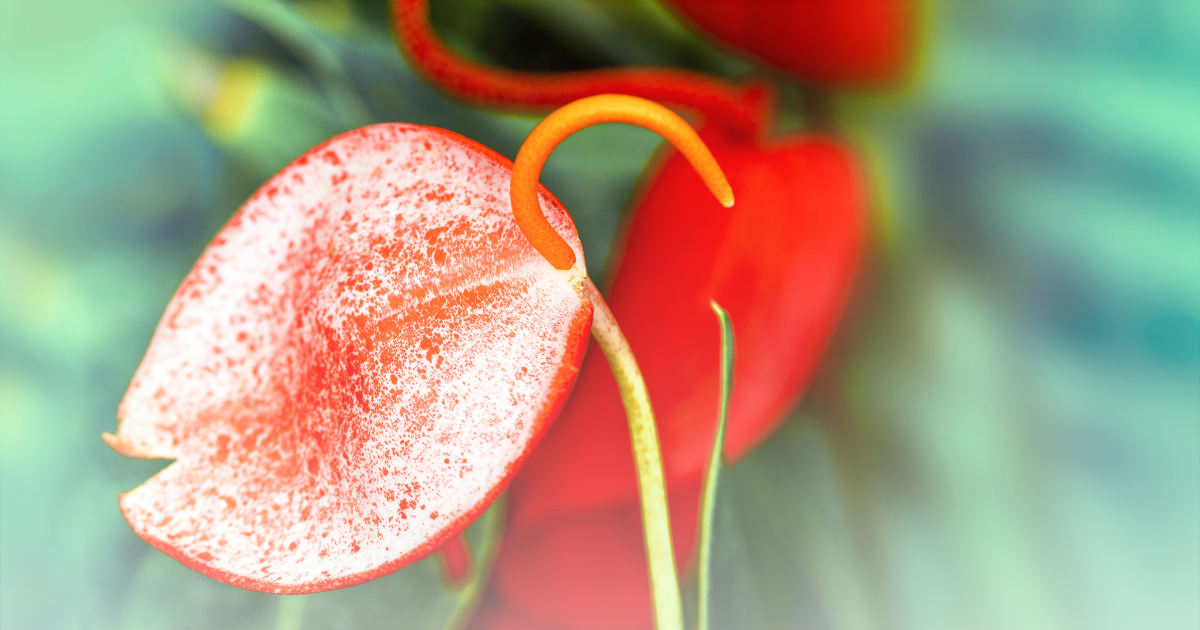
[
  {"left": 106, "top": 92, "right": 734, "bottom": 630},
  {"left": 103, "top": 123, "right": 596, "bottom": 593},
  {"left": 663, "top": 0, "right": 912, "bottom": 85}
]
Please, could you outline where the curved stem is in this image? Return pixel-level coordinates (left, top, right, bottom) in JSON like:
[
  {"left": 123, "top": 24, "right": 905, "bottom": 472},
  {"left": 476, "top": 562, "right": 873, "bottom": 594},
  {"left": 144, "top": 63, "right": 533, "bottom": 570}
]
[
  {"left": 697, "top": 300, "right": 734, "bottom": 630},
  {"left": 390, "top": 0, "right": 763, "bottom": 134},
  {"left": 586, "top": 279, "right": 683, "bottom": 630},
  {"left": 511, "top": 94, "right": 734, "bottom": 270}
]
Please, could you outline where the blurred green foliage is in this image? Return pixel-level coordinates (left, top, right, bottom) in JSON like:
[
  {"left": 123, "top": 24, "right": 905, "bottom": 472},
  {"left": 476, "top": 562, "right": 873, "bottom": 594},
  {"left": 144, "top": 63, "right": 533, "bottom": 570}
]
[{"left": 0, "top": 0, "right": 1196, "bottom": 629}]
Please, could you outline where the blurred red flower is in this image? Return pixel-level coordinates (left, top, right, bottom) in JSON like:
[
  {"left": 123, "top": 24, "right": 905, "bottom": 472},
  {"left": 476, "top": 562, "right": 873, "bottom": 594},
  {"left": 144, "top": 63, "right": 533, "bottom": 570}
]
[{"left": 664, "top": 0, "right": 912, "bottom": 85}]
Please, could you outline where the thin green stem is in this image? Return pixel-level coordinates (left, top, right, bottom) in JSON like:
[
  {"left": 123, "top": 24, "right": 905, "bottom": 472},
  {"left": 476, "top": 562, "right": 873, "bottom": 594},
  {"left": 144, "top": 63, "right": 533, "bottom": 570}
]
[
  {"left": 585, "top": 279, "right": 683, "bottom": 630},
  {"left": 698, "top": 300, "right": 734, "bottom": 630}
]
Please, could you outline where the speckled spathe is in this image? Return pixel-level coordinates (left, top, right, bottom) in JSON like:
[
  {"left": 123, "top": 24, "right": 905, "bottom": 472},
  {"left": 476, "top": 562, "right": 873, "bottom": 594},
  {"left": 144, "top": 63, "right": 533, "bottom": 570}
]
[{"left": 106, "top": 123, "right": 593, "bottom": 594}]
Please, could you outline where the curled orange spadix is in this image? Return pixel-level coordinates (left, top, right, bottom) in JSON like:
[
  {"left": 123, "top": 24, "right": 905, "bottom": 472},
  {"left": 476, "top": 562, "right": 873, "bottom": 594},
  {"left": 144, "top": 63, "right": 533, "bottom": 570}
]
[{"left": 510, "top": 94, "right": 735, "bottom": 271}]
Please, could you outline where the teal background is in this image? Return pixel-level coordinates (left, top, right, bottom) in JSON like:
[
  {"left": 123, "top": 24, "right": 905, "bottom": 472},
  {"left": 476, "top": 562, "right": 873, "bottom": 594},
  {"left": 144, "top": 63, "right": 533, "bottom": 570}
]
[{"left": 1, "top": 1, "right": 1196, "bottom": 628}]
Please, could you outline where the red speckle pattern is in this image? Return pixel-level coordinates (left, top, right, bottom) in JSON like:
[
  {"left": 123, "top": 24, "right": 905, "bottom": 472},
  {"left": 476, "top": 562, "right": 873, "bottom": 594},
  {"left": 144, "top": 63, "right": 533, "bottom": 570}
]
[{"left": 109, "top": 123, "right": 592, "bottom": 594}]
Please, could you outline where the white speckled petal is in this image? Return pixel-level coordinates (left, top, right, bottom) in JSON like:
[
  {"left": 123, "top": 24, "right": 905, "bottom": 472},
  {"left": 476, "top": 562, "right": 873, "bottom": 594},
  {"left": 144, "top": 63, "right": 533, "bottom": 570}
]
[{"left": 109, "top": 123, "right": 591, "bottom": 593}]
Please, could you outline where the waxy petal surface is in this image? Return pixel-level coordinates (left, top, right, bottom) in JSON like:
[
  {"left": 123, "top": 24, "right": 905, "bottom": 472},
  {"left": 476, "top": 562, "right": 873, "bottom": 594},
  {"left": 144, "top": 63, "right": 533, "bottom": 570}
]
[{"left": 109, "top": 123, "right": 592, "bottom": 594}]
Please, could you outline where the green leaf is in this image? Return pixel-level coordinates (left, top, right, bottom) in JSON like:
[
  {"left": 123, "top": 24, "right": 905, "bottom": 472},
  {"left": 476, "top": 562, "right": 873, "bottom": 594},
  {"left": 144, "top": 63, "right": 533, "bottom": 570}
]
[
  {"left": 116, "top": 500, "right": 504, "bottom": 630},
  {"left": 696, "top": 300, "right": 734, "bottom": 630}
]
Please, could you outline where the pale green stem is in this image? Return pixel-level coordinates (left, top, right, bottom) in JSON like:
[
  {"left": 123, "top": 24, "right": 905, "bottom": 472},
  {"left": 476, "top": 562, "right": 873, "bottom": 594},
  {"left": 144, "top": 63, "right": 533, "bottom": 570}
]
[
  {"left": 585, "top": 279, "right": 683, "bottom": 630},
  {"left": 697, "top": 300, "right": 734, "bottom": 630}
]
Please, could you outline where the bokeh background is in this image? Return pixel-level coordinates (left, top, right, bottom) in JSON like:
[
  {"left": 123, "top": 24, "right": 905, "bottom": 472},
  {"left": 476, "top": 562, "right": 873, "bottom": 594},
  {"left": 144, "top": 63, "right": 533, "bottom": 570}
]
[{"left": 1, "top": 0, "right": 1196, "bottom": 629}]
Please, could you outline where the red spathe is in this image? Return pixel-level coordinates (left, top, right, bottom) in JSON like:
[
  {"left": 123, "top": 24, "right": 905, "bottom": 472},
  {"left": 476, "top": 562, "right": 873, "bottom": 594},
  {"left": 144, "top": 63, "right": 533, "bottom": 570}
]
[{"left": 108, "top": 123, "right": 593, "bottom": 594}]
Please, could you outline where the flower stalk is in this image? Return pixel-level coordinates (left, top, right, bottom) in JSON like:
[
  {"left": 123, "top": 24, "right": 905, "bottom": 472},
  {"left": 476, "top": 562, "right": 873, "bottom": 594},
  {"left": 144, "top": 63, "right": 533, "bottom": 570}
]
[
  {"left": 586, "top": 279, "right": 683, "bottom": 630},
  {"left": 697, "top": 300, "right": 735, "bottom": 630}
]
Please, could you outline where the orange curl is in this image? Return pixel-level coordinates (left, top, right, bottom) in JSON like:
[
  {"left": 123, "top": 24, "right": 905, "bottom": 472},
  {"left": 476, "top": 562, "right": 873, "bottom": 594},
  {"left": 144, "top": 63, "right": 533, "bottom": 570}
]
[{"left": 512, "top": 95, "right": 734, "bottom": 270}]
